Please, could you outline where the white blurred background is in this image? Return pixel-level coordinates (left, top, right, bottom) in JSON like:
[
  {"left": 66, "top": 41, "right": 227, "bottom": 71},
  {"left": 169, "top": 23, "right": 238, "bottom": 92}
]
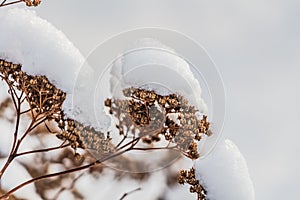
[{"left": 23, "top": 0, "right": 300, "bottom": 199}]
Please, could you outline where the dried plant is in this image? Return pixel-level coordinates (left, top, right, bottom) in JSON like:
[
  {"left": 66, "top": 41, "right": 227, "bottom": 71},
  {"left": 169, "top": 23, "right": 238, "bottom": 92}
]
[
  {"left": 178, "top": 167, "right": 207, "bottom": 200},
  {"left": 106, "top": 87, "right": 211, "bottom": 160},
  {"left": 0, "top": 58, "right": 211, "bottom": 200},
  {"left": 0, "top": 0, "right": 41, "bottom": 8}
]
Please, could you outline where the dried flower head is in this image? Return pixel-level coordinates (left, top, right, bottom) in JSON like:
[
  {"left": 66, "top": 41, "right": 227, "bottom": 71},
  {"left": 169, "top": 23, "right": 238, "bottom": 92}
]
[
  {"left": 106, "top": 87, "right": 211, "bottom": 160},
  {"left": 24, "top": 0, "right": 41, "bottom": 7},
  {"left": 0, "top": 59, "right": 112, "bottom": 154},
  {"left": 178, "top": 167, "right": 207, "bottom": 200},
  {"left": 0, "top": 59, "right": 66, "bottom": 115}
]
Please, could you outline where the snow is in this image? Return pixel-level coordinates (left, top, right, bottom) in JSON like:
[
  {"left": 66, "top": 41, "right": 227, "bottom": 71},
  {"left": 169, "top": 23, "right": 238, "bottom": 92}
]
[
  {"left": 110, "top": 38, "right": 208, "bottom": 113},
  {"left": 0, "top": 8, "right": 86, "bottom": 119},
  {"left": 0, "top": 7, "right": 255, "bottom": 200},
  {"left": 194, "top": 139, "right": 255, "bottom": 200}
]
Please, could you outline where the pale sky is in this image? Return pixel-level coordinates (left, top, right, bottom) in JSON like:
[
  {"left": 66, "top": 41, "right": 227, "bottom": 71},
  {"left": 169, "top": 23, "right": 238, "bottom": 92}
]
[{"left": 22, "top": 0, "right": 300, "bottom": 199}]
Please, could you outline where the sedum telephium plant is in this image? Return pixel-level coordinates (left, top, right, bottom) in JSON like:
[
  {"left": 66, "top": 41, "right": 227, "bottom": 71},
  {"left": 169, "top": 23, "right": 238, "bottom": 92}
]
[{"left": 0, "top": 58, "right": 210, "bottom": 200}]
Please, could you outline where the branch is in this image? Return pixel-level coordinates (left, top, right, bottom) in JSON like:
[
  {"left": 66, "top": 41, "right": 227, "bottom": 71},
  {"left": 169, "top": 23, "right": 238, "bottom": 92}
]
[
  {"left": 50, "top": 173, "right": 84, "bottom": 200},
  {"left": 0, "top": 144, "right": 134, "bottom": 199},
  {"left": 0, "top": 0, "right": 23, "bottom": 8},
  {"left": 0, "top": 0, "right": 7, "bottom": 6},
  {"left": 0, "top": 91, "right": 21, "bottom": 179}
]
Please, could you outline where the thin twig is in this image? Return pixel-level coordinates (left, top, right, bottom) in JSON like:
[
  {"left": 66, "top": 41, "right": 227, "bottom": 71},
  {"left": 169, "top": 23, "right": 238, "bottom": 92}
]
[
  {"left": 0, "top": 0, "right": 23, "bottom": 8},
  {"left": 0, "top": 116, "right": 38, "bottom": 177},
  {"left": 44, "top": 121, "right": 60, "bottom": 135},
  {"left": 0, "top": 140, "right": 138, "bottom": 199},
  {"left": 115, "top": 134, "right": 127, "bottom": 149},
  {"left": 0, "top": 0, "right": 7, "bottom": 6},
  {"left": 119, "top": 187, "right": 142, "bottom": 200},
  {"left": 28, "top": 116, "right": 48, "bottom": 133},
  {"left": 0, "top": 89, "right": 21, "bottom": 179},
  {"left": 131, "top": 145, "right": 178, "bottom": 151},
  {"left": 20, "top": 109, "right": 31, "bottom": 115},
  {"left": 50, "top": 173, "right": 84, "bottom": 200},
  {"left": 116, "top": 137, "right": 140, "bottom": 151},
  {"left": 15, "top": 144, "right": 70, "bottom": 158},
  {"left": 18, "top": 118, "right": 36, "bottom": 145},
  {"left": 0, "top": 152, "right": 124, "bottom": 199},
  {"left": 7, "top": 83, "right": 18, "bottom": 111}
]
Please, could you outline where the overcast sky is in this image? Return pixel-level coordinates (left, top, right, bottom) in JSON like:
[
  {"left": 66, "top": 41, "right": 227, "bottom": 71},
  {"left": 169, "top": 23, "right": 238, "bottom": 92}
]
[{"left": 22, "top": 1, "right": 300, "bottom": 199}]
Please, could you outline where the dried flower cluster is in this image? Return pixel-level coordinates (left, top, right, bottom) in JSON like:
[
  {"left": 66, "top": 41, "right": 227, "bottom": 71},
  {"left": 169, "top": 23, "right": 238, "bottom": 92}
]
[
  {"left": 0, "top": 60, "right": 66, "bottom": 115},
  {"left": 0, "top": 59, "right": 113, "bottom": 155},
  {"left": 24, "top": 0, "right": 41, "bottom": 7},
  {"left": 105, "top": 87, "right": 211, "bottom": 159},
  {"left": 178, "top": 167, "right": 207, "bottom": 200},
  {"left": 56, "top": 114, "right": 114, "bottom": 154},
  {"left": 0, "top": 0, "right": 41, "bottom": 8},
  {"left": 1, "top": 58, "right": 212, "bottom": 200}
]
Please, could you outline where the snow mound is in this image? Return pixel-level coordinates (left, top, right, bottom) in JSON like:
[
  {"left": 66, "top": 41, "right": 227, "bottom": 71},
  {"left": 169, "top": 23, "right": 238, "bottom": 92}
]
[
  {"left": 0, "top": 8, "right": 85, "bottom": 116},
  {"left": 110, "top": 38, "right": 208, "bottom": 113},
  {"left": 194, "top": 139, "right": 255, "bottom": 200}
]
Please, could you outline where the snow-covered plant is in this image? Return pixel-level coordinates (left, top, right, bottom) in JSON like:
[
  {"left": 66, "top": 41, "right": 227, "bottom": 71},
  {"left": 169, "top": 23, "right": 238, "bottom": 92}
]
[
  {"left": 0, "top": 59, "right": 211, "bottom": 199},
  {"left": 106, "top": 87, "right": 210, "bottom": 160}
]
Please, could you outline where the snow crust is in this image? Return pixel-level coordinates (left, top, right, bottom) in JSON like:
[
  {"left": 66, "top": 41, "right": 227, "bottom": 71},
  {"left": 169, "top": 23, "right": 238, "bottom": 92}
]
[
  {"left": 110, "top": 38, "right": 208, "bottom": 113},
  {"left": 0, "top": 8, "right": 85, "bottom": 117}
]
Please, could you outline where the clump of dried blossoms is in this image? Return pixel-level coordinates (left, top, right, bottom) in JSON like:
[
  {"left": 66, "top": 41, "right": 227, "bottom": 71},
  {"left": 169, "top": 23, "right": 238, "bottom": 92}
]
[
  {"left": 105, "top": 87, "right": 211, "bottom": 160},
  {"left": 0, "top": 58, "right": 210, "bottom": 199},
  {"left": 0, "top": 59, "right": 112, "bottom": 155},
  {"left": 0, "top": 0, "right": 41, "bottom": 8},
  {"left": 55, "top": 112, "right": 114, "bottom": 154},
  {"left": 178, "top": 167, "right": 207, "bottom": 200},
  {"left": 24, "top": 0, "right": 41, "bottom": 7}
]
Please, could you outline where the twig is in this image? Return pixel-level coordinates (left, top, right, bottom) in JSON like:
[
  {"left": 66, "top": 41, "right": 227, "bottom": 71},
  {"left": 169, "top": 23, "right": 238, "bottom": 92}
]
[
  {"left": 50, "top": 173, "right": 84, "bottom": 200},
  {"left": 28, "top": 116, "right": 47, "bottom": 133},
  {"left": 115, "top": 134, "right": 128, "bottom": 149},
  {"left": 0, "top": 140, "right": 137, "bottom": 199},
  {"left": 131, "top": 145, "right": 178, "bottom": 151},
  {"left": 15, "top": 143, "right": 70, "bottom": 157},
  {"left": 116, "top": 137, "right": 140, "bottom": 151},
  {"left": 20, "top": 109, "right": 31, "bottom": 115},
  {"left": 0, "top": 0, "right": 23, "bottom": 8},
  {"left": 0, "top": 0, "right": 7, "bottom": 6},
  {"left": 119, "top": 187, "right": 142, "bottom": 200},
  {"left": 0, "top": 88, "right": 21, "bottom": 179}
]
